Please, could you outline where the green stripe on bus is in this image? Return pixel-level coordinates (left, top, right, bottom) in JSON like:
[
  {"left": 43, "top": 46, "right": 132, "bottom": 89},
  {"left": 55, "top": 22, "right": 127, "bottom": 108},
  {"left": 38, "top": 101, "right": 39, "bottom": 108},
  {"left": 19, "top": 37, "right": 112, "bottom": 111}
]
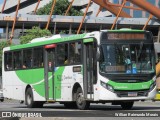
[
  {"left": 83, "top": 38, "right": 94, "bottom": 43},
  {"left": 108, "top": 80, "right": 153, "bottom": 90},
  {"left": 33, "top": 82, "right": 45, "bottom": 97},
  {"left": 15, "top": 68, "right": 44, "bottom": 84},
  {"left": 10, "top": 34, "right": 86, "bottom": 50},
  {"left": 15, "top": 67, "right": 65, "bottom": 99},
  {"left": 54, "top": 67, "right": 65, "bottom": 99},
  {"left": 32, "top": 66, "right": 65, "bottom": 99}
]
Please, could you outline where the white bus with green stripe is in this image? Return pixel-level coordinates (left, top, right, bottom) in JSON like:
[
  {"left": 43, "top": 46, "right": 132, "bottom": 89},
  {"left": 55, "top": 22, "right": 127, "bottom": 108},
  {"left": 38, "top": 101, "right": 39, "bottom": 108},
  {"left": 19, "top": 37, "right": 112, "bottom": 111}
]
[{"left": 2, "top": 29, "right": 157, "bottom": 110}]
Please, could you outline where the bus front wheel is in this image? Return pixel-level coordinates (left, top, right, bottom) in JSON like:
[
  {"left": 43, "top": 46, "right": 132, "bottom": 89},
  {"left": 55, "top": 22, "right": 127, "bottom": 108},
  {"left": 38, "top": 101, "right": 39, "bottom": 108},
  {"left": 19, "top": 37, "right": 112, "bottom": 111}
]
[
  {"left": 76, "top": 87, "right": 90, "bottom": 110},
  {"left": 25, "top": 88, "right": 36, "bottom": 108},
  {"left": 121, "top": 101, "right": 134, "bottom": 110},
  {"left": 25, "top": 88, "right": 44, "bottom": 108}
]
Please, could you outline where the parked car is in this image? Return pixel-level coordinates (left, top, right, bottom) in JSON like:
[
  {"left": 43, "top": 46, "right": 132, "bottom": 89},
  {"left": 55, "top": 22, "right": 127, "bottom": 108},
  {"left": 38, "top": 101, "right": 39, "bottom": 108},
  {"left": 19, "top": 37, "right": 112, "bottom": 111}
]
[{"left": 0, "top": 90, "right": 4, "bottom": 102}]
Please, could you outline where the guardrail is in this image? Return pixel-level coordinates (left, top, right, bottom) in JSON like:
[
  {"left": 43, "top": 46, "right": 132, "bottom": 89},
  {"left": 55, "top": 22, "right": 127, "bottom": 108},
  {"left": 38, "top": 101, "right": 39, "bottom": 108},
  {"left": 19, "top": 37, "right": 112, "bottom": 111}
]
[{"left": 0, "top": 14, "right": 160, "bottom": 26}]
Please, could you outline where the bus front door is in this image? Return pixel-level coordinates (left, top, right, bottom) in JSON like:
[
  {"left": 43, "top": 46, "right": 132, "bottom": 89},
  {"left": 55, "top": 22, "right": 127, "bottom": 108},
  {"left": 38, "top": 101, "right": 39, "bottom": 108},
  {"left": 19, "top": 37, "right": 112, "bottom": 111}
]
[
  {"left": 83, "top": 39, "right": 96, "bottom": 100},
  {"left": 44, "top": 45, "right": 56, "bottom": 100}
]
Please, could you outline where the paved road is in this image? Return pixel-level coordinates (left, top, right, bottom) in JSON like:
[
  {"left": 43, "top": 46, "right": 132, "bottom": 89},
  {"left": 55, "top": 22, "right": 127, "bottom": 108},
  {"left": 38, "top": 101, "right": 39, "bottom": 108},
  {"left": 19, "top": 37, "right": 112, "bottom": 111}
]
[
  {"left": 0, "top": 99, "right": 160, "bottom": 111},
  {"left": 0, "top": 100, "right": 160, "bottom": 120}
]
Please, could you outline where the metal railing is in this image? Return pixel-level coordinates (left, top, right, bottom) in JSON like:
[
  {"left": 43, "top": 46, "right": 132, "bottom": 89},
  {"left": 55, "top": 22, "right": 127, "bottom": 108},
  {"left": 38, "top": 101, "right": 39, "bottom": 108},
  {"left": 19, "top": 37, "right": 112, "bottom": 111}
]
[{"left": 0, "top": 33, "right": 26, "bottom": 40}]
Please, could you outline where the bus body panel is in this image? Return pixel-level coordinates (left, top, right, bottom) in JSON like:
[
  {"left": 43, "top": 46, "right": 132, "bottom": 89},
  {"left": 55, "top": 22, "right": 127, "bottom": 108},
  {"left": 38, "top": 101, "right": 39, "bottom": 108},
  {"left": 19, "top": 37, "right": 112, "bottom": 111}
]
[
  {"left": 31, "top": 87, "right": 46, "bottom": 101},
  {"left": 3, "top": 71, "right": 24, "bottom": 100},
  {"left": 3, "top": 70, "right": 46, "bottom": 101}
]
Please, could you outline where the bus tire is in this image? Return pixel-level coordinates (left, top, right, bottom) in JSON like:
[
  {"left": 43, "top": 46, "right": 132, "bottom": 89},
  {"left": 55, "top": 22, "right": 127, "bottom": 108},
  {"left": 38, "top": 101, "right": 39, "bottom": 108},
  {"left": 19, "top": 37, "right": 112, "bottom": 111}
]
[
  {"left": 121, "top": 101, "right": 134, "bottom": 110},
  {"left": 25, "top": 88, "right": 38, "bottom": 108},
  {"left": 76, "top": 87, "right": 90, "bottom": 110}
]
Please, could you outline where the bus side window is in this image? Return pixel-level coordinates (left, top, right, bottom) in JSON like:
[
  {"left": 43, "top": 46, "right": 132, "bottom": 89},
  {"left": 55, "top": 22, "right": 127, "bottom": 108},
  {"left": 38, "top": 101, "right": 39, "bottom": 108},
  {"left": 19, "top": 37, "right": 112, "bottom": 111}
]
[
  {"left": 69, "top": 42, "right": 81, "bottom": 64},
  {"left": 57, "top": 44, "right": 68, "bottom": 66},
  {"left": 23, "top": 49, "right": 32, "bottom": 69},
  {"left": 33, "top": 47, "right": 43, "bottom": 68},
  {"left": 13, "top": 51, "right": 22, "bottom": 69},
  {"left": 4, "top": 52, "right": 13, "bottom": 71}
]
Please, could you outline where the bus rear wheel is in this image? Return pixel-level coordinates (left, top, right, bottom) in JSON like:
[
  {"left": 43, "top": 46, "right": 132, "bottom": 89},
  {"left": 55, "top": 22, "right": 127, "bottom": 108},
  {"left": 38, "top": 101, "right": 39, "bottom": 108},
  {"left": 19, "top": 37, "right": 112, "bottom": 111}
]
[
  {"left": 25, "top": 88, "right": 44, "bottom": 108},
  {"left": 121, "top": 101, "right": 134, "bottom": 110},
  {"left": 76, "top": 87, "right": 90, "bottom": 110}
]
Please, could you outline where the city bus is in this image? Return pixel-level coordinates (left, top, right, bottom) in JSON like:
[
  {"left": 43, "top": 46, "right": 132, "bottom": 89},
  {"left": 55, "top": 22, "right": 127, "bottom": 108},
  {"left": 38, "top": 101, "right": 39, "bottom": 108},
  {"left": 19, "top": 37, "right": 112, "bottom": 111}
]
[
  {"left": 2, "top": 29, "right": 157, "bottom": 110},
  {"left": 154, "top": 42, "right": 160, "bottom": 100}
]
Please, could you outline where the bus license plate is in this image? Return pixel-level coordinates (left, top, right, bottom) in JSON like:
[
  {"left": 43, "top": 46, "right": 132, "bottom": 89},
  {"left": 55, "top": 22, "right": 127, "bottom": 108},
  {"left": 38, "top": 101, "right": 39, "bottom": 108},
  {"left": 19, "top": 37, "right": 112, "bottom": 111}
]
[{"left": 128, "top": 92, "right": 137, "bottom": 97}]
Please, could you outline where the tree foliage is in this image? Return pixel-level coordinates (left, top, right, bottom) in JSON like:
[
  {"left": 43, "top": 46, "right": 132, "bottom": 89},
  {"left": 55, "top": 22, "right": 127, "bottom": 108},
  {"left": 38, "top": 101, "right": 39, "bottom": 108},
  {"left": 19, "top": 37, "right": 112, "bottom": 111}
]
[
  {"left": 37, "top": 0, "right": 83, "bottom": 16},
  {"left": 20, "top": 27, "right": 52, "bottom": 44},
  {"left": 0, "top": 41, "right": 11, "bottom": 75}
]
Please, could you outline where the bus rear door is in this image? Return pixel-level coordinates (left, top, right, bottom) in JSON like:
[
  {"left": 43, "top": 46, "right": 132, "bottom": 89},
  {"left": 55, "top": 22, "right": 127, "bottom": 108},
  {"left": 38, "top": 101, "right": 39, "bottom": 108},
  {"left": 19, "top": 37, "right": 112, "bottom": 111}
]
[{"left": 44, "top": 44, "right": 56, "bottom": 100}]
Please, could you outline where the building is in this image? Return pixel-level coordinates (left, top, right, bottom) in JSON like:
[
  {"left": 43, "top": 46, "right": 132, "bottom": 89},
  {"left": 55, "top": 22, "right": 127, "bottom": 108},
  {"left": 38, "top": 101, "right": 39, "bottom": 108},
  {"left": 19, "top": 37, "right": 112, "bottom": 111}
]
[
  {"left": 68, "top": 0, "right": 112, "bottom": 17},
  {"left": 0, "top": 0, "right": 50, "bottom": 14},
  {"left": 0, "top": 0, "right": 112, "bottom": 17},
  {"left": 112, "top": 0, "right": 160, "bottom": 18},
  {"left": 0, "top": 0, "right": 160, "bottom": 17},
  {"left": 70, "top": 0, "right": 160, "bottom": 18}
]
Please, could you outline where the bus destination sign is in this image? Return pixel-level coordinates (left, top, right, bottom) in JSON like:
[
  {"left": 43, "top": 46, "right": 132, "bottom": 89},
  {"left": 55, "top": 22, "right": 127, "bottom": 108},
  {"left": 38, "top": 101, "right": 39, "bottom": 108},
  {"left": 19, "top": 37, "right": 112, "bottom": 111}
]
[{"left": 107, "top": 33, "right": 145, "bottom": 40}]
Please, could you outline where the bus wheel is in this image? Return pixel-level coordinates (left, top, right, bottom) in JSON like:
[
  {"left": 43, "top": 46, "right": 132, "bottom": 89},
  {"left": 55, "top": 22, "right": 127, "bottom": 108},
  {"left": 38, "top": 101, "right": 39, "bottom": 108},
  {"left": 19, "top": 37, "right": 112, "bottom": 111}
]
[
  {"left": 25, "top": 88, "right": 37, "bottom": 108},
  {"left": 76, "top": 87, "right": 90, "bottom": 110},
  {"left": 121, "top": 101, "right": 134, "bottom": 110}
]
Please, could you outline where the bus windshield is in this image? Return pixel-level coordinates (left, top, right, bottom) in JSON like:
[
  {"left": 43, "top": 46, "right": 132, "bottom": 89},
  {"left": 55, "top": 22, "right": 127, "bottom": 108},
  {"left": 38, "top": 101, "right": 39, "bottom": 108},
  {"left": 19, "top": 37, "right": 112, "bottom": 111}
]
[{"left": 99, "top": 43, "right": 155, "bottom": 74}]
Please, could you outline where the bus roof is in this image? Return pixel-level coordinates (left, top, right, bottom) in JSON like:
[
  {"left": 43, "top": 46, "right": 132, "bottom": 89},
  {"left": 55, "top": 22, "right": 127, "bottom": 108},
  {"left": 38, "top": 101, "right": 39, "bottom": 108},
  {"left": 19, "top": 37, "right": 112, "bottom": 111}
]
[
  {"left": 3, "top": 29, "right": 148, "bottom": 51},
  {"left": 5, "top": 33, "right": 86, "bottom": 51},
  {"left": 107, "top": 28, "right": 145, "bottom": 33}
]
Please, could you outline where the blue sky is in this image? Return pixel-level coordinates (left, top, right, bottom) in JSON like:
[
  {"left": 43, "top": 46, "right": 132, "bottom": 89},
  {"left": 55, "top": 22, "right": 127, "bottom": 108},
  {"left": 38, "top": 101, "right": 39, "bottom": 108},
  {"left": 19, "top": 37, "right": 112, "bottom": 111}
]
[{"left": 0, "top": 0, "right": 3, "bottom": 4}]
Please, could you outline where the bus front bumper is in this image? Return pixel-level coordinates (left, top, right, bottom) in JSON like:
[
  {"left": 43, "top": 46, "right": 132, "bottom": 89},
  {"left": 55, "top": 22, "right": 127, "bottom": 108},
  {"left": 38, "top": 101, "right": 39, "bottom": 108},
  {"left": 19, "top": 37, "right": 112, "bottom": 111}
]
[{"left": 98, "top": 85, "right": 157, "bottom": 101}]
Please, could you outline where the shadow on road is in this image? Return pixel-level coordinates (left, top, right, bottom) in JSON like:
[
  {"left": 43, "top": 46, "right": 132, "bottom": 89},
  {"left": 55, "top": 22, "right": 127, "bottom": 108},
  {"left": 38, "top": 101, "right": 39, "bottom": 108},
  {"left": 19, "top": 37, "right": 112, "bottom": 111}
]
[
  {"left": 11, "top": 103, "right": 160, "bottom": 111},
  {"left": 2, "top": 99, "right": 160, "bottom": 111}
]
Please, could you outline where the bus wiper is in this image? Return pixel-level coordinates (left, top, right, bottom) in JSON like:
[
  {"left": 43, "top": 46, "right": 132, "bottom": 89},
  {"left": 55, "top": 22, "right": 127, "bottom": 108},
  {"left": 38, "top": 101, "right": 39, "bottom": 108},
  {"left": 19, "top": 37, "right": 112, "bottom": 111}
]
[
  {"left": 138, "top": 42, "right": 144, "bottom": 59},
  {"left": 138, "top": 42, "right": 144, "bottom": 73},
  {"left": 114, "top": 43, "right": 127, "bottom": 61}
]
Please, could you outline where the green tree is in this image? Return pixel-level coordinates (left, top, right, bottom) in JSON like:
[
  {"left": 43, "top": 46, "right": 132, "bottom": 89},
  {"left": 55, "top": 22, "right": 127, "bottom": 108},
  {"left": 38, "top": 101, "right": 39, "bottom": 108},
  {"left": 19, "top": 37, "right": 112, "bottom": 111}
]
[
  {"left": 37, "top": 0, "right": 83, "bottom": 16},
  {"left": 0, "top": 41, "right": 11, "bottom": 75},
  {"left": 20, "top": 26, "right": 52, "bottom": 44}
]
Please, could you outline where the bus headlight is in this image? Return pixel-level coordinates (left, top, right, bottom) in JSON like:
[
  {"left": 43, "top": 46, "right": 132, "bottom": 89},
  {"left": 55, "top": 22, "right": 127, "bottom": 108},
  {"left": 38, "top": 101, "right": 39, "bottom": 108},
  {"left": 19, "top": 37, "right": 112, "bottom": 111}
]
[
  {"left": 100, "top": 81, "right": 114, "bottom": 92},
  {"left": 149, "top": 76, "right": 156, "bottom": 91},
  {"left": 150, "top": 81, "right": 156, "bottom": 91},
  {"left": 152, "top": 76, "right": 156, "bottom": 82}
]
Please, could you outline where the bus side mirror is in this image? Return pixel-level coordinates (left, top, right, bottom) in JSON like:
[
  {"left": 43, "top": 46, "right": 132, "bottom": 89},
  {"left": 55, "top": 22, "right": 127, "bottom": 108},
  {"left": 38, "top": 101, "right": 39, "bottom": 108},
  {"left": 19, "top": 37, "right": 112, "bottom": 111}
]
[
  {"left": 96, "top": 52, "right": 100, "bottom": 61},
  {"left": 155, "top": 52, "right": 159, "bottom": 64},
  {"left": 96, "top": 49, "right": 101, "bottom": 61}
]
